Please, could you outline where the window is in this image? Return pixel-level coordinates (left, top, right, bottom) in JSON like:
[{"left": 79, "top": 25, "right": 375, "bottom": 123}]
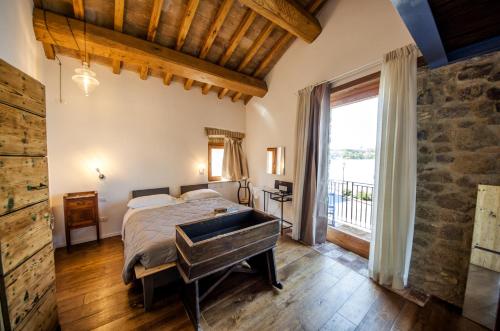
[{"left": 208, "top": 143, "right": 224, "bottom": 181}]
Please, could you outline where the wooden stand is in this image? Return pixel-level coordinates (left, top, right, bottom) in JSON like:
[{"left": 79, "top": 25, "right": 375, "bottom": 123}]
[
  {"left": 63, "top": 191, "right": 100, "bottom": 250},
  {"left": 180, "top": 248, "right": 282, "bottom": 330}
]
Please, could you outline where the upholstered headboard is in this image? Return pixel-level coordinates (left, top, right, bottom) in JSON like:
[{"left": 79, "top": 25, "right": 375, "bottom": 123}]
[
  {"left": 180, "top": 183, "right": 208, "bottom": 195},
  {"left": 131, "top": 187, "right": 170, "bottom": 198}
]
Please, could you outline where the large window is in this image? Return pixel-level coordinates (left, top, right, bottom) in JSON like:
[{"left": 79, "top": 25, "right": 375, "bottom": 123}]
[{"left": 208, "top": 143, "right": 224, "bottom": 181}]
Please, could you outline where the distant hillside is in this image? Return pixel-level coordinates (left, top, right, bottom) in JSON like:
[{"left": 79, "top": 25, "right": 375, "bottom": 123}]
[{"left": 330, "top": 149, "right": 375, "bottom": 160}]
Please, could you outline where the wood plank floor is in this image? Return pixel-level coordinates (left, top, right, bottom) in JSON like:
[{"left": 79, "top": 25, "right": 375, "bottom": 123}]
[{"left": 54, "top": 235, "right": 485, "bottom": 331}]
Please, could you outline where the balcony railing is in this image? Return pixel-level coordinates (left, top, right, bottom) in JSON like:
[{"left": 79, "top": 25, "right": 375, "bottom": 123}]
[{"left": 328, "top": 180, "right": 374, "bottom": 231}]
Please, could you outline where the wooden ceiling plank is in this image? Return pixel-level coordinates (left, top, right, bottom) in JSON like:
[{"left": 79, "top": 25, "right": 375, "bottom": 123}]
[
  {"left": 218, "top": 21, "right": 274, "bottom": 99},
  {"left": 141, "top": 0, "right": 165, "bottom": 80},
  {"left": 113, "top": 0, "right": 125, "bottom": 74},
  {"left": 33, "top": 9, "right": 268, "bottom": 97},
  {"left": 253, "top": 33, "right": 293, "bottom": 77},
  {"left": 245, "top": 0, "right": 326, "bottom": 103},
  {"left": 163, "top": 0, "right": 200, "bottom": 86},
  {"left": 202, "top": 9, "right": 257, "bottom": 94},
  {"left": 185, "top": 0, "right": 234, "bottom": 90},
  {"left": 114, "top": 0, "right": 125, "bottom": 32},
  {"left": 72, "top": 0, "right": 85, "bottom": 20},
  {"left": 239, "top": 0, "right": 321, "bottom": 43}
]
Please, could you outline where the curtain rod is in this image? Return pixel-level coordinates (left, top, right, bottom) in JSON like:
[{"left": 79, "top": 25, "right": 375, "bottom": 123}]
[{"left": 307, "top": 59, "right": 382, "bottom": 89}]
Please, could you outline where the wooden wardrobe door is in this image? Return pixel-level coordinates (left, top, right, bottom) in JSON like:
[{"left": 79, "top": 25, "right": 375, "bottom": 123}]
[{"left": 0, "top": 59, "right": 58, "bottom": 331}]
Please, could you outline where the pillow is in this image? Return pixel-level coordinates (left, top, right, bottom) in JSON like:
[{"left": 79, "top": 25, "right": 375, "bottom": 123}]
[
  {"left": 127, "top": 194, "right": 177, "bottom": 209},
  {"left": 181, "top": 189, "right": 221, "bottom": 201}
]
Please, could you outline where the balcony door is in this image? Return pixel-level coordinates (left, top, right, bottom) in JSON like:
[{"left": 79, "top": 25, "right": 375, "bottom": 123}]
[{"left": 327, "top": 73, "right": 380, "bottom": 258}]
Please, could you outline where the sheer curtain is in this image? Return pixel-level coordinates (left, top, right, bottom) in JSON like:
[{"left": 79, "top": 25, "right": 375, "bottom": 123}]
[
  {"left": 222, "top": 137, "right": 248, "bottom": 181},
  {"left": 292, "top": 83, "right": 330, "bottom": 245},
  {"left": 369, "top": 44, "right": 418, "bottom": 289}
]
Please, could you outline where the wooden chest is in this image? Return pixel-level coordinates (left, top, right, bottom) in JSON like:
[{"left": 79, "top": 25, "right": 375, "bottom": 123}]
[
  {"left": 0, "top": 59, "right": 58, "bottom": 331},
  {"left": 176, "top": 209, "right": 280, "bottom": 282},
  {"left": 63, "top": 191, "right": 100, "bottom": 249}
]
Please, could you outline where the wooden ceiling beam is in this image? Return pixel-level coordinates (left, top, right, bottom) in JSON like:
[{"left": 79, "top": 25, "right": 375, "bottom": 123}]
[
  {"left": 112, "top": 0, "right": 125, "bottom": 74},
  {"left": 72, "top": 0, "right": 85, "bottom": 20},
  {"left": 184, "top": 0, "right": 233, "bottom": 90},
  {"left": 243, "top": 0, "right": 326, "bottom": 104},
  {"left": 219, "top": 21, "right": 274, "bottom": 99},
  {"left": 140, "top": 0, "right": 165, "bottom": 80},
  {"left": 239, "top": 0, "right": 321, "bottom": 43},
  {"left": 202, "top": 9, "right": 257, "bottom": 95},
  {"left": 33, "top": 9, "right": 268, "bottom": 97},
  {"left": 33, "top": 0, "right": 56, "bottom": 60},
  {"left": 164, "top": 0, "right": 200, "bottom": 86}
]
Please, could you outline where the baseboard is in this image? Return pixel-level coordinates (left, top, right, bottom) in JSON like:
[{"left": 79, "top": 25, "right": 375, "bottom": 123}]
[
  {"left": 53, "top": 231, "right": 122, "bottom": 248},
  {"left": 326, "top": 226, "right": 370, "bottom": 259}
]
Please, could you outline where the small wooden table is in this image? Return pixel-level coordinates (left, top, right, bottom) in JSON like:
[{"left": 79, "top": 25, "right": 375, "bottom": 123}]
[
  {"left": 175, "top": 209, "right": 282, "bottom": 330},
  {"left": 63, "top": 191, "right": 100, "bottom": 250}
]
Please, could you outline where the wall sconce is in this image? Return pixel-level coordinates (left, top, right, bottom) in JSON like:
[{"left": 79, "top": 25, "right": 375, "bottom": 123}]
[
  {"left": 198, "top": 164, "right": 205, "bottom": 175},
  {"left": 96, "top": 168, "right": 105, "bottom": 180}
]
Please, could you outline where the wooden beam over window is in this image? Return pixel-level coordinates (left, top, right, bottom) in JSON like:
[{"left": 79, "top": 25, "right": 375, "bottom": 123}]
[
  {"left": 140, "top": 0, "right": 165, "bottom": 80},
  {"left": 164, "top": 0, "right": 200, "bottom": 86},
  {"left": 184, "top": 0, "right": 233, "bottom": 90},
  {"left": 243, "top": 0, "right": 326, "bottom": 104},
  {"left": 239, "top": 0, "right": 321, "bottom": 43},
  {"left": 112, "top": 0, "right": 125, "bottom": 74},
  {"left": 33, "top": 9, "right": 268, "bottom": 97}
]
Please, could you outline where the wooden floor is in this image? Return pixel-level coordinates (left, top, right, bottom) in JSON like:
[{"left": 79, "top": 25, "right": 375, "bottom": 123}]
[{"left": 54, "top": 235, "right": 485, "bottom": 331}]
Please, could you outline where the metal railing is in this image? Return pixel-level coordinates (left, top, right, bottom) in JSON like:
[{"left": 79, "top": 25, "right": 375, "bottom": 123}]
[{"left": 328, "top": 180, "right": 374, "bottom": 231}]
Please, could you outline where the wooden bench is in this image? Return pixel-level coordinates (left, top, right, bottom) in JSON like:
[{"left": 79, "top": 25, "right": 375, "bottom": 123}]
[{"left": 134, "top": 261, "right": 178, "bottom": 311}]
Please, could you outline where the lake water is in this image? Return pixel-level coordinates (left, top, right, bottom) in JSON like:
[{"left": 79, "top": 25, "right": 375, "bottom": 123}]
[{"left": 329, "top": 159, "right": 375, "bottom": 184}]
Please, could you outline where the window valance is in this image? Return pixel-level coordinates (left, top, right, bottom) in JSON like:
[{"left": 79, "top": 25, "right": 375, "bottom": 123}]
[{"left": 205, "top": 127, "right": 245, "bottom": 140}]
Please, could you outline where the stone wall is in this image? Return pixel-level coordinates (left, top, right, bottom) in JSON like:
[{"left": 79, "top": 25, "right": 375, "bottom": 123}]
[{"left": 408, "top": 51, "right": 500, "bottom": 307}]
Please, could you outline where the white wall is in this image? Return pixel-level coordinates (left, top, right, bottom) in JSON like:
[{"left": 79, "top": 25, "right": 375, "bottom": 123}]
[
  {"left": 246, "top": 0, "right": 414, "bottom": 225},
  {"left": 0, "top": 0, "right": 43, "bottom": 80},
  {"left": 44, "top": 56, "right": 245, "bottom": 247}
]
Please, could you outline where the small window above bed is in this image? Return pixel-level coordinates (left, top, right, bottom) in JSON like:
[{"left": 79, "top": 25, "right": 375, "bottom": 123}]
[{"left": 208, "top": 142, "right": 224, "bottom": 181}]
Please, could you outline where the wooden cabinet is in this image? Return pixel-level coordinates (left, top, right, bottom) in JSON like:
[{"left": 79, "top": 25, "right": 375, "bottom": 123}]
[
  {"left": 63, "top": 191, "right": 100, "bottom": 249},
  {"left": 0, "top": 59, "right": 58, "bottom": 330}
]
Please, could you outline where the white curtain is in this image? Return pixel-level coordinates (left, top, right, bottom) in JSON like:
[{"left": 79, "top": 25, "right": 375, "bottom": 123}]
[
  {"left": 292, "top": 83, "right": 330, "bottom": 245},
  {"left": 222, "top": 137, "right": 248, "bottom": 181},
  {"left": 369, "top": 44, "right": 418, "bottom": 289}
]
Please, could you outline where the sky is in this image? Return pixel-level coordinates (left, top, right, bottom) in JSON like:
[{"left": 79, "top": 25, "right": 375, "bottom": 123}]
[{"left": 330, "top": 97, "right": 378, "bottom": 150}]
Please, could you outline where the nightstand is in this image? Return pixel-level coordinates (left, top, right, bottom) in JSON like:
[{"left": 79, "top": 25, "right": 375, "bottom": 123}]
[{"left": 63, "top": 191, "right": 100, "bottom": 250}]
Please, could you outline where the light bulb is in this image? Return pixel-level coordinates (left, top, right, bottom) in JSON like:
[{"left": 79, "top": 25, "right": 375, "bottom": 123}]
[{"left": 72, "top": 62, "right": 99, "bottom": 96}]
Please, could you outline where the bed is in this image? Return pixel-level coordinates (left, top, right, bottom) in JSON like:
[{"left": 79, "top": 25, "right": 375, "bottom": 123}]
[{"left": 122, "top": 184, "right": 251, "bottom": 310}]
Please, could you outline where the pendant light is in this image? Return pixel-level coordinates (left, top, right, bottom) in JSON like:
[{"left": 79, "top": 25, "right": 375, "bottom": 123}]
[
  {"left": 72, "top": 62, "right": 99, "bottom": 96},
  {"left": 71, "top": 19, "right": 99, "bottom": 96}
]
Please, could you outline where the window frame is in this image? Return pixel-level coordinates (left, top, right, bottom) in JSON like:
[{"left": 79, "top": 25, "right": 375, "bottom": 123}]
[
  {"left": 330, "top": 72, "right": 380, "bottom": 108},
  {"left": 208, "top": 142, "right": 224, "bottom": 182}
]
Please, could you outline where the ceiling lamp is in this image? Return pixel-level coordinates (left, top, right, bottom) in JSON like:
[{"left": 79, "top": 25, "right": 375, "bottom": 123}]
[{"left": 72, "top": 62, "right": 99, "bottom": 96}]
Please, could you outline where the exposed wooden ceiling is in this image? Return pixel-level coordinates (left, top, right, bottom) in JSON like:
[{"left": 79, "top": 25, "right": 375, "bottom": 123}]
[{"left": 33, "top": 0, "right": 327, "bottom": 103}]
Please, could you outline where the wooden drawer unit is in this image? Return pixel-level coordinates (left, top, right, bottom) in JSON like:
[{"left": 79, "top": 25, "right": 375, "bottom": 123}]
[
  {"left": 64, "top": 191, "right": 100, "bottom": 249},
  {"left": 0, "top": 201, "right": 52, "bottom": 274},
  {"left": 0, "top": 59, "right": 58, "bottom": 331},
  {"left": 0, "top": 156, "right": 49, "bottom": 216}
]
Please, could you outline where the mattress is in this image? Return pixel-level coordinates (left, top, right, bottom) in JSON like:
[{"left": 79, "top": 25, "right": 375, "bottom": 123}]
[{"left": 122, "top": 197, "right": 251, "bottom": 283}]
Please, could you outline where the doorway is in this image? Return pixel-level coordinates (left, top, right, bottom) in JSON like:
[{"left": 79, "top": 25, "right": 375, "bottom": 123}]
[{"left": 327, "top": 73, "right": 380, "bottom": 258}]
